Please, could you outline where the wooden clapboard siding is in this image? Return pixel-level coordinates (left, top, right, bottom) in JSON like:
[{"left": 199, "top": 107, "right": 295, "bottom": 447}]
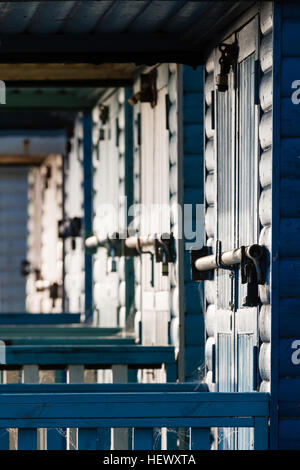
[
  {"left": 182, "top": 65, "right": 205, "bottom": 381},
  {"left": 64, "top": 115, "right": 85, "bottom": 314}
]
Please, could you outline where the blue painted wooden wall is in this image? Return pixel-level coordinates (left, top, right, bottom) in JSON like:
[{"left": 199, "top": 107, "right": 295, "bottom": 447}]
[
  {"left": 272, "top": 2, "right": 300, "bottom": 450},
  {"left": 183, "top": 65, "right": 205, "bottom": 381}
]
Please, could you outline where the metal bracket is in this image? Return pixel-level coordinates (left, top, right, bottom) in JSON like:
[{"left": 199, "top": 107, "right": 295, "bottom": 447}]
[
  {"left": 216, "top": 42, "right": 238, "bottom": 92},
  {"left": 140, "top": 69, "right": 157, "bottom": 107},
  {"left": 241, "top": 245, "right": 264, "bottom": 307},
  {"left": 190, "top": 246, "right": 213, "bottom": 281},
  {"left": 58, "top": 217, "right": 81, "bottom": 239},
  {"left": 154, "top": 233, "right": 175, "bottom": 276},
  {"left": 215, "top": 240, "right": 236, "bottom": 272}
]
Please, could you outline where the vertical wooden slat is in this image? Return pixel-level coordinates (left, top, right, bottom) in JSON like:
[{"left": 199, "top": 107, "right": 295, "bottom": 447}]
[
  {"left": 78, "top": 428, "right": 97, "bottom": 450},
  {"left": 165, "top": 362, "right": 177, "bottom": 382},
  {"left": 46, "top": 428, "right": 66, "bottom": 450},
  {"left": 67, "top": 365, "right": 84, "bottom": 450},
  {"left": 18, "top": 364, "right": 40, "bottom": 449},
  {"left": 0, "top": 428, "right": 9, "bottom": 450},
  {"left": 0, "top": 372, "right": 9, "bottom": 449},
  {"left": 164, "top": 363, "right": 178, "bottom": 449},
  {"left": 43, "top": 370, "right": 66, "bottom": 450},
  {"left": 22, "top": 365, "right": 39, "bottom": 383},
  {"left": 254, "top": 417, "right": 269, "bottom": 450},
  {"left": 133, "top": 428, "right": 153, "bottom": 450},
  {"left": 189, "top": 427, "right": 211, "bottom": 450},
  {"left": 18, "top": 429, "right": 37, "bottom": 450},
  {"left": 97, "top": 428, "right": 111, "bottom": 450},
  {"left": 112, "top": 365, "right": 128, "bottom": 450}
]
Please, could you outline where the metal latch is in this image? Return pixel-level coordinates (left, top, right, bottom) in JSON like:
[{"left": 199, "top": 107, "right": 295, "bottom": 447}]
[
  {"left": 85, "top": 232, "right": 175, "bottom": 280},
  {"left": 58, "top": 217, "right": 81, "bottom": 239},
  {"left": 216, "top": 42, "right": 239, "bottom": 92},
  {"left": 190, "top": 240, "right": 265, "bottom": 307}
]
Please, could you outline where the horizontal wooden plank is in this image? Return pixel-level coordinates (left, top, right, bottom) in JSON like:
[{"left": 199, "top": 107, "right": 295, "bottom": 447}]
[
  {"left": 279, "top": 402, "right": 300, "bottom": 417},
  {"left": 279, "top": 299, "right": 300, "bottom": 337},
  {"left": 0, "top": 313, "right": 81, "bottom": 325},
  {"left": 183, "top": 124, "right": 203, "bottom": 154},
  {"left": 184, "top": 156, "right": 203, "bottom": 188},
  {"left": 279, "top": 378, "right": 300, "bottom": 401},
  {"left": 0, "top": 417, "right": 255, "bottom": 430},
  {"left": 185, "top": 282, "right": 203, "bottom": 314},
  {"left": 279, "top": 259, "right": 300, "bottom": 297},
  {"left": 9, "top": 337, "right": 136, "bottom": 346},
  {"left": 0, "top": 392, "right": 269, "bottom": 425},
  {"left": 282, "top": 19, "right": 300, "bottom": 57},
  {"left": 280, "top": 178, "right": 300, "bottom": 218},
  {"left": 0, "top": 326, "right": 123, "bottom": 339},
  {"left": 279, "top": 419, "right": 300, "bottom": 444},
  {"left": 280, "top": 219, "right": 300, "bottom": 256},
  {"left": 184, "top": 187, "right": 203, "bottom": 205},
  {"left": 183, "top": 92, "right": 203, "bottom": 124},
  {"left": 0, "top": 383, "right": 208, "bottom": 394},
  {"left": 281, "top": 97, "right": 300, "bottom": 137},
  {"left": 279, "top": 439, "right": 300, "bottom": 450},
  {"left": 183, "top": 66, "right": 203, "bottom": 93},
  {"left": 279, "top": 339, "right": 300, "bottom": 376},
  {"left": 281, "top": 138, "right": 300, "bottom": 178},
  {"left": 3, "top": 345, "right": 175, "bottom": 367},
  {"left": 281, "top": 57, "right": 300, "bottom": 97}
]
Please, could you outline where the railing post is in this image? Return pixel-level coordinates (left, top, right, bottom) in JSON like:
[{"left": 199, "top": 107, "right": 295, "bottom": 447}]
[
  {"left": 189, "top": 428, "right": 211, "bottom": 450},
  {"left": 67, "top": 365, "right": 85, "bottom": 450},
  {"left": 133, "top": 428, "right": 153, "bottom": 450},
  {"left": 22, "top": 365, "right": 42, "bottom": 449},
  {"left": 112, "top": 365, "right": 129, "bottom": 450},
  {"left": 18, "top": 429, "right": 37, "bottom": 450},
  {"left": 253, "top": 417, "right": 269, "bottom": 450}
]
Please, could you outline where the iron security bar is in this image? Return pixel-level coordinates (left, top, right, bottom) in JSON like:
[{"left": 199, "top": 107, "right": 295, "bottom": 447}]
[
  {"left": 192, "top": 243, "right": 263, "bottom": 272},
  {"left": 85, "top": 232, "right": 175, "bottom": 277},
  {"left": 191, "top": 241, "right": 265, "bottom": 307}
]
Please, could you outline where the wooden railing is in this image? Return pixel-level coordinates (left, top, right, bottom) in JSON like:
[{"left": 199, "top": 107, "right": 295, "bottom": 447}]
[
  {"left": 0, "top": 325, "right": 124, "bottom": 342},
  {"left": 0, "top": 384, "right": 269, "bottom": 450},
  {"left": 1, "top": 344, "right": 177, "bottom": 382},
  {"left": 0, "top": 313, "right": 82, "bottom": 325}
]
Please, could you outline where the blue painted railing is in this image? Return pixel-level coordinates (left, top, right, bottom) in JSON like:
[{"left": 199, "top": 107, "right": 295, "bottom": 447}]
[
  {"left": 0, "top": 325, "right": 123, "bottom": 340},
  {"left": 0, "top": 384, "right": 269, "bottom": 450},
  {"left": 0, "top": 313, "right": 81, "bottom": 325},
  {"left": 1, "top": 345, "right": 177, "bottom": 382}
]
